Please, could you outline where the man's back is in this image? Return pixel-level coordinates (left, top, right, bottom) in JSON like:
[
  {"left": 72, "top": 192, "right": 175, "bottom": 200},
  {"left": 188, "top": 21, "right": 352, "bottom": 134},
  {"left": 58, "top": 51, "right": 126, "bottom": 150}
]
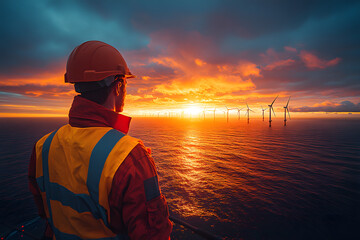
[{"left": 29, "top": 96, "right": 172, "bottom": 239}]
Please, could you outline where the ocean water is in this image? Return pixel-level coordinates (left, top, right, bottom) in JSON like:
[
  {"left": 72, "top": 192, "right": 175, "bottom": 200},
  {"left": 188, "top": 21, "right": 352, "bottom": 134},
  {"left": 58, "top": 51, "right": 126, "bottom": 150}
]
[{"left": 0, "top": 117, "right": 359, "bottom": 239}]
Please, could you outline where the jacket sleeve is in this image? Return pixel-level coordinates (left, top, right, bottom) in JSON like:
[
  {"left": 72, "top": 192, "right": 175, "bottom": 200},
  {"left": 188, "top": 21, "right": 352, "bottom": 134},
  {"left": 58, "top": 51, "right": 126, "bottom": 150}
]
[
  {"left": 108, "top": 143, "right": 173, "bottom": 239},
  {"left": 28, "top": 144, "right": 54, "bottom": 239}
]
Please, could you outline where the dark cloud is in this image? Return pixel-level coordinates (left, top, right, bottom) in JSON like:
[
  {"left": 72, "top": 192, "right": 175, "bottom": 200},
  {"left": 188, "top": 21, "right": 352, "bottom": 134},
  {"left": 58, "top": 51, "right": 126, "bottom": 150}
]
[
  {"left": 0, "top": 0, "right": 148, "bottom": 75},
  {"left": 292, "top": 101, "right": 360, "bottom": 112}
]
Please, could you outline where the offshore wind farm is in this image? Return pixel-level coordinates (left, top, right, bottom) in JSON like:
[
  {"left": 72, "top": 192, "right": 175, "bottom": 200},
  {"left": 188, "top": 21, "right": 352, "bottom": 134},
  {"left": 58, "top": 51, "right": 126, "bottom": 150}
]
[{"left": 133, "top": 96, "right": 294, "bottom": 127}]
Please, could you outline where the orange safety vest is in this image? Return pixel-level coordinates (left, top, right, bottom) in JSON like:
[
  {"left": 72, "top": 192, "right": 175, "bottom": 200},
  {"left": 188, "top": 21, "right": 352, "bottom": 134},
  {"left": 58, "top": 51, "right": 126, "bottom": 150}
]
[{"left": 35, "top": 124, "right": 140, "bottom": 239}]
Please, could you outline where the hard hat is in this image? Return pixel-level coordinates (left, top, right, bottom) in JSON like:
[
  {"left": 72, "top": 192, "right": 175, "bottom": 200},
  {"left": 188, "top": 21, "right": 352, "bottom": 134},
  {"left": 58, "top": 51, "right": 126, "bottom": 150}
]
[{"left": 64, "top": 41, "right": 135, "bottom": 83}]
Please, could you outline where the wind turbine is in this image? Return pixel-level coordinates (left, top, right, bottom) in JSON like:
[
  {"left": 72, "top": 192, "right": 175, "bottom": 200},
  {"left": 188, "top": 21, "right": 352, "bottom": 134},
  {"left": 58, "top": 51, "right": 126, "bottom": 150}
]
[
  {"left": 261, "top": 105, "right": 267, "bottom": 121},
  {"left": 235, "top": 107, "right": 244, "bottom": 120},
  {"left": 211, "top": 108, "right": 216, "bottom": 120},
  {"left": 221, "top": 110, "right": 226, "bottom": 119},
  {"left": 268, "top": 95, "right": 278, "bottom": 127},
  {"left": 284, "top": 96, "right": 291, "bottom": 126},
  {"left": 225, "top": 106, "right": 230, "bottom": 122},
  {"left": 245, "top": 103, "right": 254, "bottom": 124}
]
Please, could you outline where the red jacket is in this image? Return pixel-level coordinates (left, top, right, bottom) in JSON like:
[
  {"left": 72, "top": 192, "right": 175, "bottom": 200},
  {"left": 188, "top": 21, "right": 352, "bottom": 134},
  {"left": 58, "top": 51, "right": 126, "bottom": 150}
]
[{"left": 28, "top": 96, "right": 173, "bottom": 239}]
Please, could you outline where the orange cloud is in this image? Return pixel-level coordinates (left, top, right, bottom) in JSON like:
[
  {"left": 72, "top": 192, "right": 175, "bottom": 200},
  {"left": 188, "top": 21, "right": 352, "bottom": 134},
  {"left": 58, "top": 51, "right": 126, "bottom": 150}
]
[
  {"left": 313, "top": 101, "right": 340, "bottom": 107},
  {"left": 195, "top": 58, "right": 206, "bottom": 66},
  {"left": 264, "top": 59, "right": 295, "bottom": 71},
  {"left": 234, "top": 62, "right": 261, "bottom": 77},
  {"left": 299, "top": 51, "right": 341, "bottom": 69},
  {"left": 150, "top": 56, "right": 257, "bottom": 98},
  {"left": 154, "top": 75, "right": 255, "bottom": 96}
]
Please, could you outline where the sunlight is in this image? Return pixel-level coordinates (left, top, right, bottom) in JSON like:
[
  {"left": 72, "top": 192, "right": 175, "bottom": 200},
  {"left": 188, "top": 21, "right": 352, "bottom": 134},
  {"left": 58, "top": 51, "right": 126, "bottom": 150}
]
[{"left": 185, "top": 106, "right": 203, "bottom": 116}]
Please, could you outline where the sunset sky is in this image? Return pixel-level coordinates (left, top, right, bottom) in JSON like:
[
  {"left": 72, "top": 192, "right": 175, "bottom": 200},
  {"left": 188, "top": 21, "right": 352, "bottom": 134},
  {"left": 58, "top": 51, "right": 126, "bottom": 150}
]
[{"left": 0, "top": 0, "right": 359, "bottom": 117}]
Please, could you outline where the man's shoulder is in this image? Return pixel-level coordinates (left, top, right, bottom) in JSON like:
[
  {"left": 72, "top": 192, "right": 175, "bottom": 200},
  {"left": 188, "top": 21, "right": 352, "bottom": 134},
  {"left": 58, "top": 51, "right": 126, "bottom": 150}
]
[
  {"left": 35, "top": 129, "right": 58, "bottom": 149},
  {"left": 128, "top": 142, "right": 151, "bottom": 158}
]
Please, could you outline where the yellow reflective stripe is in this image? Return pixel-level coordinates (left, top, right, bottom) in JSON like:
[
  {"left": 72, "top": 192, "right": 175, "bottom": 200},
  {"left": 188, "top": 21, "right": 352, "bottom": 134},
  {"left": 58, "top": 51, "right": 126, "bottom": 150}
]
[
  {"left": 51, "top": 200, "right": 117, "bottom": 239},
  {"left": 35, "top": 132, "right": 52, "bottom": 179},
  {"left": 35, "top": 131, "right": 54, "bottom": 220},
  {"left": 48, "top": 125, "right": 112, "bottom": 195},
  {"left": 99, "top": 135, "right": 140, "bottom": 223},
  {"left": 42, "top": 129, "right": 59, "bottom": 228}
]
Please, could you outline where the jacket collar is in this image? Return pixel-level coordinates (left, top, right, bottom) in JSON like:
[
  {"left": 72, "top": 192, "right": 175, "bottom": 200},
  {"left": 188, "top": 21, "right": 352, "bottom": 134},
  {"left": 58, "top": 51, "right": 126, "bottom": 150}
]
[{"left": 68, "top": 95, "right": 131, "bottom": 134}]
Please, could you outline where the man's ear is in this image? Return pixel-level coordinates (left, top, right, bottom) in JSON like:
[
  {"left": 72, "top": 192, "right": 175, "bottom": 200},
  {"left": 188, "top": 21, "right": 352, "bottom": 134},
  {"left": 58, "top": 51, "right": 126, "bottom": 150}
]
[{"left": 115, "top": 82, "right": 122, "bottom": 96}]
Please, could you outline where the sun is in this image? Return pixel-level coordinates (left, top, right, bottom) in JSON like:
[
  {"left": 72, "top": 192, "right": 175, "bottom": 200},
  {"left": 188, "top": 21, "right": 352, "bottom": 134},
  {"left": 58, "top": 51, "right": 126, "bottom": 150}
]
[{"left": 185, "top": 106, "right": 203, "bottom": 116}]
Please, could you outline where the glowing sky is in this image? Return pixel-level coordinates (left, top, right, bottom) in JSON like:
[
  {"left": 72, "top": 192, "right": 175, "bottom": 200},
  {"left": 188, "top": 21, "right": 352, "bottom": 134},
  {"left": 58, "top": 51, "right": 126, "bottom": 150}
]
[{"left": 0, "top": 0, "right": 359, "bottom": 117}]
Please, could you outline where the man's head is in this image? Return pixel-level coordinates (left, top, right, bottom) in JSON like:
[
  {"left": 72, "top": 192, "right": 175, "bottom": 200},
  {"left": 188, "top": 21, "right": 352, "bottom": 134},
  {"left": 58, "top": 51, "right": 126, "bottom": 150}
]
[
  {"left": 65, "top": 41, "right": 135, "bottom": 112},
  {"left": 78, "top": 75, "right": 127, "bottom": 112}
]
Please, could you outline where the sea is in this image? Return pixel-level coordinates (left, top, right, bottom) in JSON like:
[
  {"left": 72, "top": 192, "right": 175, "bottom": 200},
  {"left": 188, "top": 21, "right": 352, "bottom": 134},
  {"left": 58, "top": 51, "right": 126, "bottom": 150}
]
[{"left": 0, "top": 117, "right": 359, "bottom": 240}]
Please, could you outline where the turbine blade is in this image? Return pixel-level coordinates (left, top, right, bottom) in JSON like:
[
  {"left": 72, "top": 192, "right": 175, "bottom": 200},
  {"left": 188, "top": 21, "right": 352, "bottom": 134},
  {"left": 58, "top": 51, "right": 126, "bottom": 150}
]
[
  {"left": 287, "top": 108, "right": 291, "bottom": 120},
  {"left": 271, "top": 95, "right": 279, "bottom": 105},
  {"left": 272, "top": 106, "right": 276, "bottom": 117},
  {"left": 250, "top": 110, "right": 255, "bottom": 113},
  {"left": 286, "top": 96, "right": 291, "bottom": 108},
  {"left": 246, "top": 103, "right": 249, "bottom": 109}
]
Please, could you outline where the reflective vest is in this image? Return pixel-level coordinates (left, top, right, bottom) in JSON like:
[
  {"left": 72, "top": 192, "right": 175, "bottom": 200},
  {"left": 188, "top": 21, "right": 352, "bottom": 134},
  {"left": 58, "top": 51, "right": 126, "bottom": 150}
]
[{"left": 35, "top": 124, "right": 140, "bottom": 239}]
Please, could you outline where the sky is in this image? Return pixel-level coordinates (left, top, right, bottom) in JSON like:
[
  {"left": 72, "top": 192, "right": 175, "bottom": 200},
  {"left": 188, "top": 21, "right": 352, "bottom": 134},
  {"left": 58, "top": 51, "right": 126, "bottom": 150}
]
[{"left": 0, "top": 0, "right": 359, "bottom": 117}]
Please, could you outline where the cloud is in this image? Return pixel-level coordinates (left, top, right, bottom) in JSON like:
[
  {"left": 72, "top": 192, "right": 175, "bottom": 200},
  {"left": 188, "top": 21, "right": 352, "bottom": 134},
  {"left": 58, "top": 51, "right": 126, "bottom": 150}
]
[
  {"left": 284, "top": 46, "right": 297, "bottom": 52},
  {"left": 292, "top": 101, "right": 360, "bottom": 112},
  {"left": 299, "top": 51, "right": 341, "bottom": 69},
  {"left": 0, "top": 0, "right": 148, "bottom": 76},
  {"left": 0, "top": 84, "right": 74, "bottom": 99},
  {"left": 264, "top": 59, "right": 296, "bottom": 71},
  {"left": 0, "top": 0, "right": 359, "bottom": 114},
  {"left": 124, "top": 31, "right": 260, "bottom": 104}
]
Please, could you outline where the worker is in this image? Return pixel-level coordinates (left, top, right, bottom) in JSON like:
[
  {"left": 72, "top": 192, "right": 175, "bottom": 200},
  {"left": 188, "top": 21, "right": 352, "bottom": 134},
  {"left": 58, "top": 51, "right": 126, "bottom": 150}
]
[{"left": 28, "top": 41, "right": 173, "bottom": 239}]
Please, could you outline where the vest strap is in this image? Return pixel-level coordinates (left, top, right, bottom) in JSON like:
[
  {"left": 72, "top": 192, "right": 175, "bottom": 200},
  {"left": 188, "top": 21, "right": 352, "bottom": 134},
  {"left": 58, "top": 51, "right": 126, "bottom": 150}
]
[
  {"left": 87, "top": 129, "right": 125, "bottom": 225},
  {"left": 41, "top": 129, "right": 59, "bottom": 229}
]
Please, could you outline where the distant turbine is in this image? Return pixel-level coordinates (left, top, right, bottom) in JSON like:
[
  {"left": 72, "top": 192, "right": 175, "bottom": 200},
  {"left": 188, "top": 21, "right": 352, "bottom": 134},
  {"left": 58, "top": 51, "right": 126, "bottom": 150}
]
[
  {"left": 245, "top": 103, "right": 254, "bottom": 124},
  {"left": 225, "top": 106, "right": 230, "bottom": 122},
  {"left": 221, "top": 110, "right": 226, "bottom": 119},
  {"left": 212, "top": 108, "right": 216, "bottom": 120},
  {"left": 268, "top": 95, "right": 278, "bottom": 127},
  {"left": 261, "top": 105, "right": 267, "bottom": 121},
  {"left": 236, "top": 107, "right": 244, "bottom": 120},
  {"left": 284, "top": 96, "right": 291, "bottom": 126}
]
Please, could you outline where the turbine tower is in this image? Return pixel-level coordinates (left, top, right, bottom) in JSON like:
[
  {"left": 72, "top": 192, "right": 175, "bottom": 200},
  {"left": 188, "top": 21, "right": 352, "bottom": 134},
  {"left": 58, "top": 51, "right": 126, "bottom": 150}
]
[
  {"left": 284, "top": 96, "right": 291, "bottom": 126},
  {"left": 245, "top": 103, "right": 254, "bottom": 124},
  {"left": 261, "top": 105, "right": 267, "bottom": 121},
  {"left": 221, "top": 110, "right": 226, "bottom": 119},
  {"left": 225, "top": 106, "right": 230, "bottom": 122},
  {"left": 268, "top": 95, "right": 278, "bottom": 127},
  {"left": 236, "top": 107, "right": 244, "bottom": 120}
]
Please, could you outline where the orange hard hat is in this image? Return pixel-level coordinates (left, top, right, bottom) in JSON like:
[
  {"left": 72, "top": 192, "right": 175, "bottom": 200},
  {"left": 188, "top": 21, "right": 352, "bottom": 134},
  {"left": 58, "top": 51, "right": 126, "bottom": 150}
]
[{"left": 65, "top": 41, "right": 135, "bottom": 83}]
